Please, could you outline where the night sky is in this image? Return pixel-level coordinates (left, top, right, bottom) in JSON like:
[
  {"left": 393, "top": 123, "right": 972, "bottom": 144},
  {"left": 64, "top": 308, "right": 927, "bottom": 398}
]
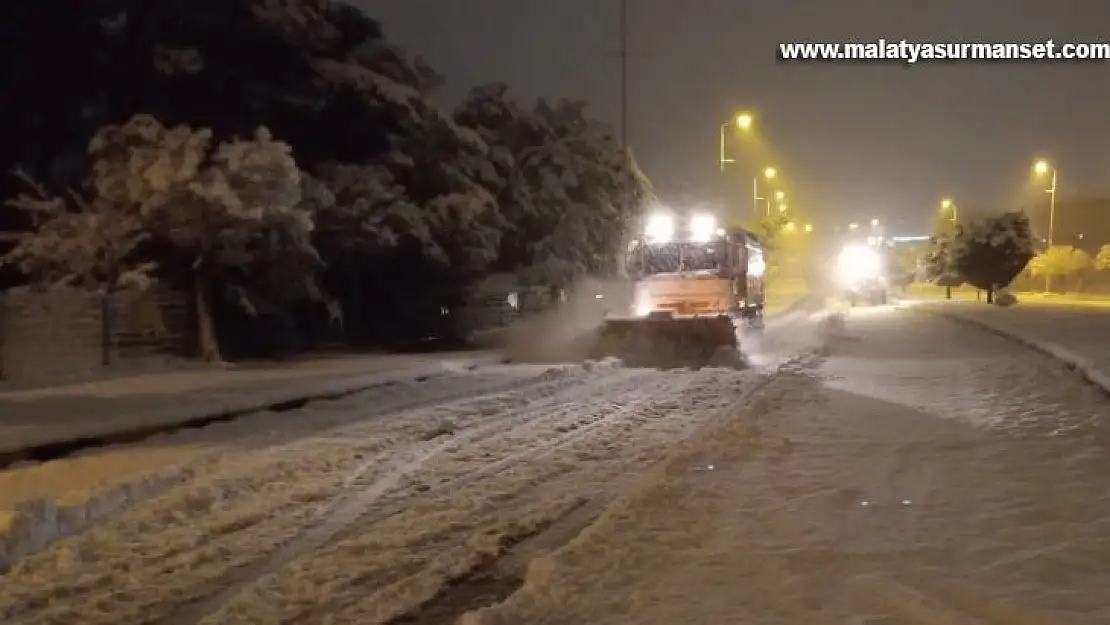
[{"left": 359, "top": 0, "right": 1110, "bottom": 235}]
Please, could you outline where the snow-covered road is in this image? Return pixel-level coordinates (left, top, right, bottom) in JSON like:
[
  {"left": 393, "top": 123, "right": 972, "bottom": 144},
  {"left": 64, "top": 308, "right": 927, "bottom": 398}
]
[
  {"left": 0, "top": 311, "right": 831, "bottom": 625},
  {"left": 460, "top": 304, "right": 1110, "bottom": 625},
  {"left": 10, "top": 302, "right": 1106, "bottom": 624}
]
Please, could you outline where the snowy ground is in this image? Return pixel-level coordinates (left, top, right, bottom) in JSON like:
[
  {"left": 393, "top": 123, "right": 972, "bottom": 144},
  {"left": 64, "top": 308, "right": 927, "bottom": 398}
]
[
  {"left": 461, "top": 305, "right": 1110, "bottom": 624},
  {"left": 0, "top": 310, "right": 828, "bottom": 625},
  {"left": 912, "top": 299, "right": 1110, "bottom": 385},
  {"left": 10, "top": 302, "right": 1105, "bottom": 624}
]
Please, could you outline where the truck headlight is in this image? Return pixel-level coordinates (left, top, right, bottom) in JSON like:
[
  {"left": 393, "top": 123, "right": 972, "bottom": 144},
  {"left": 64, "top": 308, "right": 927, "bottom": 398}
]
[
  {"left": 645, "top": 213, "right": 674, "bottom": 243},
  {"left": 689, "top": 213, "right": 716, "bottom": 242},
  {"left": 837, "top": 244, "right": 881, "bottom": 284},
  {"left": 634, "top": 297, "right": 654, "bottom": 317}
]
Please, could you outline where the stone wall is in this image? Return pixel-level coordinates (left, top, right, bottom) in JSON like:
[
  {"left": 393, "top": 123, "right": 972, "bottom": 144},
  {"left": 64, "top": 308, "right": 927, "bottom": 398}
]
[{"left": 0, "top": 284, "right": 192, "bottom": 385}]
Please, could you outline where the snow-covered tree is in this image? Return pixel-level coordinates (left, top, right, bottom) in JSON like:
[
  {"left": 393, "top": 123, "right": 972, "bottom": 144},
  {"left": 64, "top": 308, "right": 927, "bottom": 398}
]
[
  {"left": 0, "top": 171, "right": 154, "bottom": 364},
  {"left": 951, "top": 211, "right": 1034, "bottom": 304},
  {"left": 1, "top": 171, "right": 152, "bottom": 291},
  {"left": 0, "top": 1, "right": 663, "bottom": 356},
  {"left": 923, "top": 233, "right": 963, "bottom": 299},
  {"left": 454, "top": 86, "right": 653, "bottom": 287},
  {"left": 1027, "top": 245, "right": 1093, "bottom": 291},
  {"left": 1095, "top": 244, "right": 1110, "bottom": 271},
  {"left": 88, "top": 114, "right": 318, "bottom": 362},
  {"left": 313, "top": 163, "right": 428, "bottom": 263}
]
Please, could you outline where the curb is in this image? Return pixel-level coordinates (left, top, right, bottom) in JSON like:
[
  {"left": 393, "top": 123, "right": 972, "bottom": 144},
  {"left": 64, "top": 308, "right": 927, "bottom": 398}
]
[
  {"left": 0, "top": 352, "right": 503, "bottom": 572},
  {"left": 0, "top": 353, "right": 501, "bottom": 463},
  {"left": 911, "top": 304, "right": 1110, "bottom": 395}
]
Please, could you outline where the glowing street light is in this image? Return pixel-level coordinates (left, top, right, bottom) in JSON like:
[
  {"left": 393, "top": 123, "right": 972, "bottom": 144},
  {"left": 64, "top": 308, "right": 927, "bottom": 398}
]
[
  {"left": 775, "top": 190, "right": 785, "bottom": 201},
  {"left": 940, "top": 198, "right": 957, "bottom": 223},
  {"left": 719, "top": 111, "right": 753, "bottom": 171},
  {"left": 870, "top": 218, "right": 880, "bottom": 227},
  {"left": 849, "top": 222, "right": 859, "bottom": 230},
  {"left": 804, "top": 223, "right": 813, "bottom": 233},
  {"left": 1032, "top": 158, "right": 1059, "bottom": 291},
  {"left": 784, "top": 221, "right": 797, "bottom": 232},
  {"left": 754, "top": 166, "right": 779, "bottom": 217}
]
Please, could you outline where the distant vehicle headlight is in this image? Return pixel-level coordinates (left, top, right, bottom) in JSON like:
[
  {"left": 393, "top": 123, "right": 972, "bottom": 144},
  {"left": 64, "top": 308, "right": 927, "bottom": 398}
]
[{"left": 837, "top": 244, "right": 882, "bottom": 284}]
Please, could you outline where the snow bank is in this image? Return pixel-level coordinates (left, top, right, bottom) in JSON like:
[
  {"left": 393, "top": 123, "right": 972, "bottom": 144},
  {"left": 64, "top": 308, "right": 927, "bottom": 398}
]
[
  {"left": 1, "top": 467, "right": 187, "bottom": 571},
  {"left": 0, "top": 361, "right": 598, "bottom": 574},
  {"left": 1, "top": 354, "right": 500, "bottom": 455}
]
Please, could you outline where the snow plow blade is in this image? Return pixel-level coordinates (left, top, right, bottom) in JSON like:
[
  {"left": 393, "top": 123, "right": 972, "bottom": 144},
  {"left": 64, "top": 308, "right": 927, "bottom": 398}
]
[{"left": 588, "top": 315, "right": 743, "bottom": 369}]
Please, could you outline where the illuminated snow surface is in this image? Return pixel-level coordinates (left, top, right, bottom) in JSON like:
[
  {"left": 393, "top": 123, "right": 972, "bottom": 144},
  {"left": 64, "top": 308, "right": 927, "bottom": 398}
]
[
  {"left": 4, "top": 305, "right": 1109, "bottom": 624},
  {"left": 463, "top": 305, "right": 1110, "bottom": 625}
]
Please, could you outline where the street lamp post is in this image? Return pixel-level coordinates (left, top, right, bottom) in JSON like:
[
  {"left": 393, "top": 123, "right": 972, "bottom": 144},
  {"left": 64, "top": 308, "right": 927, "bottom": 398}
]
[
  {"left": 1033, "top": 159, "right": 1058, "bottom": 292},
  {"left": 719, "top": 112, "right": 752, "bottom": 171},
  {"left": 755, "top": 166, "right": 776, "bottom": 217}
]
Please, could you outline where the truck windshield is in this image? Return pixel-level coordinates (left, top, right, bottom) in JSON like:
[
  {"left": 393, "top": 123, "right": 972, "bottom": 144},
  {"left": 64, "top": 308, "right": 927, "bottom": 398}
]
[{"left": 634, "top": 241, "right": 725, "bottom": 275}]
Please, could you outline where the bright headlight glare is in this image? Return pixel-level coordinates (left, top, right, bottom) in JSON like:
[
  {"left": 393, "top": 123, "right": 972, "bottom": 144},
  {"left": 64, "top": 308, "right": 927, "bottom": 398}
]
[
  {"left": 645, "top": 213, "right": 674, "bottom": 242},
  {"left": 837, "top": 244, "right": 881, "bottom": 284},
  {"left": 689, "top": 213, "right": 716, "bottom": 242},
  {"left": 635, "top": 297, "right": 653, "bottom": 316}
]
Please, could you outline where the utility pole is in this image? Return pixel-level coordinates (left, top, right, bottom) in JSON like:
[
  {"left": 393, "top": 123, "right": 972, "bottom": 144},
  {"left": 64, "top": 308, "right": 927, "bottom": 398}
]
[
  {"left": 1046, "top": 167, "right": 1058, "bottom": 293},
  {"left": 618, "top": 0, "right": 628, "bottom": 149}
]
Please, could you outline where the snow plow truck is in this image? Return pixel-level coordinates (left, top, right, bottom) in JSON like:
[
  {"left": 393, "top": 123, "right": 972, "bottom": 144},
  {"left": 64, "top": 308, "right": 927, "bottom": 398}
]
[{"left": 588, "top": 211, "right": 766, "bottom": 369}]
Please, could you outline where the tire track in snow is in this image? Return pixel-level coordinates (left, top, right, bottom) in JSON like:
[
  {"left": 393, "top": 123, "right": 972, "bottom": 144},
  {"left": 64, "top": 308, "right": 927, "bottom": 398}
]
[
  {"left": 160, "top": 364, "right": 658, "bottom": 625},
  {"left": 199, "top": 366, "right": 772, "bottom": 625},
  {"left": 0, "top": 364, "right": 545, "bottom": 568},
  {"left": 185, "top": 368, "right": 722, "bottom": 625},
  {"left": 0, "top": 362, "right": 633, "bottom": 625}
]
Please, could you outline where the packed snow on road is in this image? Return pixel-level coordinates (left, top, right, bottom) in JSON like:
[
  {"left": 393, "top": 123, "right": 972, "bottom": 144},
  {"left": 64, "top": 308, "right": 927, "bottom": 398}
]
[
  {"left": 464, "top": 306, "right": 1110, "bottom": 625},
  {"left": 4, "top": 304, "right": 1110, "bottom": 624},
  {"left": 0, "top": 309, "right": 826, "bottom": 625}
]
